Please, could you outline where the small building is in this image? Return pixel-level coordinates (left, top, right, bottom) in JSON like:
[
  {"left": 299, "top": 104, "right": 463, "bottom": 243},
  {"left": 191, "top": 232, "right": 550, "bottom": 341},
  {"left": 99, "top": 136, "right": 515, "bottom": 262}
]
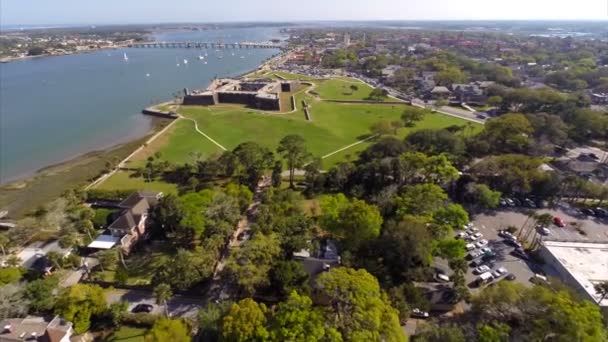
[
  {"left": 425, "top": 86, "right": 451, "bottom": 100},
  {"left": 88, "top": 191, "right": 162, "bottom": 254},
  {"left": 450, "top": 83, "right": 487, "bottom": 105},
  {"left": 293, "top": 240, "right": 341, "bottom": 277},
  {"left": 0, "top": 316, "right": 73, "bottom": 342}
]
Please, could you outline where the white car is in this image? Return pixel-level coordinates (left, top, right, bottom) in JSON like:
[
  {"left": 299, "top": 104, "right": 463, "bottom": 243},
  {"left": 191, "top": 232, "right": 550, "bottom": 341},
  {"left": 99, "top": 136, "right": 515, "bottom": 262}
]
[
  {"left": 475, "top": 239, "right": 489, "bottom": 248},
  {"left": 435, "top": 273, "right": 450, "bottom": 282},
  {"left": 492, "top": 267, "right": 508, "bottom": 278},
  {"left": 411, "top": 308, "right": 429, "bottom": 318},
  {"left": 465, "top": 243, "right": 476, "bottom": 251},
  {"left": 480, "top": 247, "right": 492, "bottom": 254},
  {"left": 473, "top": 232, "right": 483, "bottom": 239},
  {"left": 474, "top": 265, "right": 491, "bottom": 274},
  {"left": 456, "top": 232, "right": 467, "bottom": 239},
  {"left": 468, "top": 250, "right": 483, "bottom": 259},
  {"left": 467, "top": 235, "right": 480, "bottom": 242},
  {"left": 538, "top": 227, "right": 550, "bottom": 236}
]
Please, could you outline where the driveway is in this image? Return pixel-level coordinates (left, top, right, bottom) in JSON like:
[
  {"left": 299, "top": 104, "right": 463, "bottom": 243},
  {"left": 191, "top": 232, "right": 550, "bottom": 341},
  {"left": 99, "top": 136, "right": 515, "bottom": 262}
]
[{"left": 105, "top": 289, "right": 204, "bottom": 318}]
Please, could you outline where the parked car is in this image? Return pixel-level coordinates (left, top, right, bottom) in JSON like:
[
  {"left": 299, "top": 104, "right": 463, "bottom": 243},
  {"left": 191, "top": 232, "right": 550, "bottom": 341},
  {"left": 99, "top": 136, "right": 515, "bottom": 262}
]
[
  {"left": 469, "top": 259, "right": 485, "bottom": 267},
  {"left": 595, "top": 208, "right": 608, "bottom": 217},
  {"left": 538, "top": 227, "right": 550, "bottom": 236},
  {"left": 553, "top": 216, "right": 565, "bottom": 227},
  {"left": 492, "top": 267, "right": 508, "bottom": 278},
  {"left": 506, "top": 274, "right": 517, "bottom": 281},
  {"left": 466, "top": 228, "right": 479, "bottom": 235},
  {"left": 480, "top": 247, "right": 492, "bottom": 255},
  {"left": 581, "top": 208, "right": 596, "bottom": 216},
  {"left": 530, "top": 274, "right": 549, "bottom": 285},
  {"left": 411, "top": 308, "right": 429, "bottom": 319},
  {"left": 476, "top": 272, "right": 494, "bottom": 286},
  {"left": 504, "top": 238, "right": 522, "bottom": 248},
  {"left": 511, "top": 248, "right": 529, "bottom": 260},
  {"left": 132, "top": 304, "right": 154, "bottom": 313},
  {"left": 498, "top": 230, "right": 514, "bottom": 239},
  {"left": 456, "top": 232, "right": 467, "bottom": 239},
  {"left": 472, "top": 232, "right": 483, "bottom": 239},
  {"left": 475, "top": 239, "right": 489, "bottom": 248},
  {"left": 467, "top": 250, "right": 483, "bottom": 259},
  {"left": 465, "top": 243, "right": 476, "bottom": 251},
  {"left": 524, "top": 198, "right": 536, "bottom": 208},
  {"left": 474, "top": 265, "right": 491, "bottom": 274},
  {"left": 434, "top": 273, "right": 450, "bottom": 282}
]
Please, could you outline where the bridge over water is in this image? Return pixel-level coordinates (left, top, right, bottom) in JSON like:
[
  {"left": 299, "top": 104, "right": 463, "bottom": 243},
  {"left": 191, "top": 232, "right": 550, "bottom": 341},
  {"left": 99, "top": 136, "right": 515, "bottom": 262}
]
[{"left": 129, "top": 41, "right": 283, "bottom": 49}]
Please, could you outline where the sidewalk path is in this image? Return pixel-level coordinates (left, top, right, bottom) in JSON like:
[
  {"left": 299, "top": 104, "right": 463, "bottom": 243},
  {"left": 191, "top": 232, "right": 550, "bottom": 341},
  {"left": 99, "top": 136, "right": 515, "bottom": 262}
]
[{"left": 181, "top": 116, "right": 228, "bottom": 151}]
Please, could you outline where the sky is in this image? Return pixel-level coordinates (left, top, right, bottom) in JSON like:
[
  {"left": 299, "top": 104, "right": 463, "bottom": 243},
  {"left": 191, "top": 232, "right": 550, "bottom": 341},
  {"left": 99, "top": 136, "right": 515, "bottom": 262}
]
[{"left": 1, "top": 0, "right": 607, "bottom": 26}]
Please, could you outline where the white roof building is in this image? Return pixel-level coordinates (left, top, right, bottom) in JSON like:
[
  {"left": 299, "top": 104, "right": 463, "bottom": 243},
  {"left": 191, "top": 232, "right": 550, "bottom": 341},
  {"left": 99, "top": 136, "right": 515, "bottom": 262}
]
[{"left": 540, "top": 241, "right": 608, "bottom": 307}]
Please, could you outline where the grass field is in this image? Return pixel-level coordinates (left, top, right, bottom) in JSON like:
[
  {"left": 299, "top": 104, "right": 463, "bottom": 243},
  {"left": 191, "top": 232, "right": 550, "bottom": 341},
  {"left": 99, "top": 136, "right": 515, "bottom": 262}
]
[
  {"left": 103, "top": 326, "right": 147, "bottom": 342},
  {"left": 96, "top": 74, "right": 482, "bottom": 191},
  {"left": 96, "top": 170, "right": 179, "bottom": 194},
  {"left": 312, "top": 78, "right": 377, "bottom": 101}
]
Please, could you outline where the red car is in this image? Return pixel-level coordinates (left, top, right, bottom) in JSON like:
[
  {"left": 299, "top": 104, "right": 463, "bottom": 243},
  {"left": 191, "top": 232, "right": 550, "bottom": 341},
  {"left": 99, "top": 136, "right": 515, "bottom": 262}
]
[{"left": 553, "top": 216, "right": 565, "bottom": 227}]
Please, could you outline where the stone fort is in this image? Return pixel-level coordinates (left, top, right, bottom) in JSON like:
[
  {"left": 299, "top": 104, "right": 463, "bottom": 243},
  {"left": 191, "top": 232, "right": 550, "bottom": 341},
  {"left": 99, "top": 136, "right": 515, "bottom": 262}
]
[{"left": 182, "top": 78, "right": 299, "bottom": 111}]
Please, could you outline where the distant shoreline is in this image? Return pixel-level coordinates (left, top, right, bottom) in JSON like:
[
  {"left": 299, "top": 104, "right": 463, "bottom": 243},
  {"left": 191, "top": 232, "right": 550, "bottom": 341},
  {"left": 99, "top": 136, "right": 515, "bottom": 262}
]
[{"left": 0, "top": 42, "right": 138, "bottom": 64}]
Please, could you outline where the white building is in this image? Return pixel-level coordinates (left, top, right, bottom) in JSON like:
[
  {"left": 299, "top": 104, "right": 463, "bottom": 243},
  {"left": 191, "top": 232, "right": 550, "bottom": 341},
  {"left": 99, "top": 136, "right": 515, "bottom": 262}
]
[{"left": 539, "top": 241, "right": 608, "bottom": 307}]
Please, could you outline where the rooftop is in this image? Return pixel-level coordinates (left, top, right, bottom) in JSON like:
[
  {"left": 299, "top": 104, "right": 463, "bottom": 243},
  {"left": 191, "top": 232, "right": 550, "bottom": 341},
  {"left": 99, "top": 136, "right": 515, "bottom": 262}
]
[
  {"left": 87, "top": 234, "right": 120, "bottom": 249},
  {"left": 543, "top": 241, "right": 608, "bottom": 306}
]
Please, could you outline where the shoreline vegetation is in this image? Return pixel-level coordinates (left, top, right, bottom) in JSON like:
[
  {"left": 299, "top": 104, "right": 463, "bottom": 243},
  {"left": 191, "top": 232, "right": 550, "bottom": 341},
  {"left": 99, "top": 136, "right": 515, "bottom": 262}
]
[{"left": 0, "top": 118, "right": 171, "bottom": 218}]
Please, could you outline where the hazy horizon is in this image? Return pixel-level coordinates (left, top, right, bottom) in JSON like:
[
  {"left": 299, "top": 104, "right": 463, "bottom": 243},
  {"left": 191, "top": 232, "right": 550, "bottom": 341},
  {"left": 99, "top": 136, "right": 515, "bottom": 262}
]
[{"left": 2, "top": 0, "right": 607, "bottom": 26}]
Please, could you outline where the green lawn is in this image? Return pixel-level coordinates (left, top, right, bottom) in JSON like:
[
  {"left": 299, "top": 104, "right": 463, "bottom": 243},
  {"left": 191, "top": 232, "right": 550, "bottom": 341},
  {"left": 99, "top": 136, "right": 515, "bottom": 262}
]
[
  {"left": 104, "top": 326, "right": 147, "bottom": 342},
  {"left": 95, "top": 75, "right": 482, "bottom": 191},
  {"left": 312, "top": 78, "right": 378, "bottom": 101},
  {"left": 96, "top": 170, "right": 178, "bottom": 194}
]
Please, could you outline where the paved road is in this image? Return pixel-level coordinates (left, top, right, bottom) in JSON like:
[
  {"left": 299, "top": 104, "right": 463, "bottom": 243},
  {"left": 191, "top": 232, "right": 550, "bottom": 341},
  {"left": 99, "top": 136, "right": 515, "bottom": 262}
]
[{"left": 105, "top": 288, "right": 204, "bottom": 318}]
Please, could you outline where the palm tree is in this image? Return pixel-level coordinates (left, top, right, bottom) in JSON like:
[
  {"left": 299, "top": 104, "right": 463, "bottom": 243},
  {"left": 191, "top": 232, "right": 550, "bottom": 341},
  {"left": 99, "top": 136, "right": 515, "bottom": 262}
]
[
  {"left": 154, "top": 283, "right": 173, "bottom": 316},
  {"left": 517, "top": 211, "right": 536, "bottom": 240},
  {"left": 0, "top": 234, "right": 9, "bottom": 257},
  {"left": 594, "top": 281, "right": 608, "bottom": 302}
]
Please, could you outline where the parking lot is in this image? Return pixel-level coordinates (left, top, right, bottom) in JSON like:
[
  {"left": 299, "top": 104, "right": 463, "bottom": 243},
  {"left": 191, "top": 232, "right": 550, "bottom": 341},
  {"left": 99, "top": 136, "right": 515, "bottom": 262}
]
[
  {"left": 461, "top": 201, "right": 608, "bottom": 291},
  {"left": 474, "top": 202, "right": 608, "bottom": 243},
  {"left": 457, "top": 222, "right": 537, "bottom": 291}
]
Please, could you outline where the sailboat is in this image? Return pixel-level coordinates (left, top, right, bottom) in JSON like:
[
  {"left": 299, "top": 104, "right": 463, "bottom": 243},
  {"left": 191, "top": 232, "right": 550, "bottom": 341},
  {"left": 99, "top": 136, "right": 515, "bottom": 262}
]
[
  {"left": 183, "top": 59, "right": 188, "bottom": 65},
  {"left": 204, "top": 61, "right": 208, "bottom": 65},
  {"left": 198, "top": 55, "right": 205, "bottom": 60},
  {"left": 123, "top": 52, "right": 128, "bottom": 61}
]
